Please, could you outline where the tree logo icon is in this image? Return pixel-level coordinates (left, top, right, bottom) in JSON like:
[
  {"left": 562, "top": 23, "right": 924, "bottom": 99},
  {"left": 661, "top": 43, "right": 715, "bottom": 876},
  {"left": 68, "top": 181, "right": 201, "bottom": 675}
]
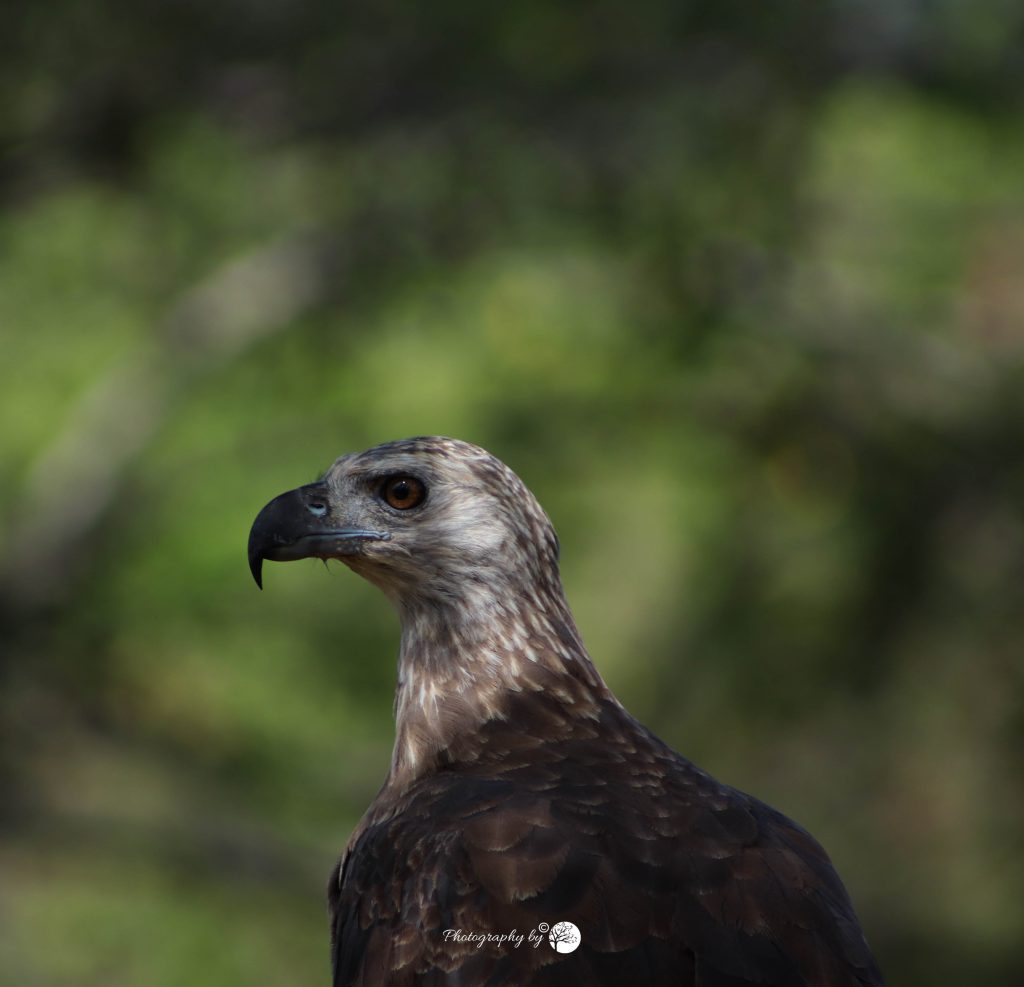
[{"left": 547, "top": 920, "right": 581, "bottom": 953}]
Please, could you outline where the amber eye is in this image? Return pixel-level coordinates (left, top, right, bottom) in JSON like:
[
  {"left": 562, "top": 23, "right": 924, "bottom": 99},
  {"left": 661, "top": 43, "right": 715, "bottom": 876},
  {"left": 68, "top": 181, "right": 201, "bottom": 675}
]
[{"left": 381, "top": 475, "right": 426, "bottom": 510}]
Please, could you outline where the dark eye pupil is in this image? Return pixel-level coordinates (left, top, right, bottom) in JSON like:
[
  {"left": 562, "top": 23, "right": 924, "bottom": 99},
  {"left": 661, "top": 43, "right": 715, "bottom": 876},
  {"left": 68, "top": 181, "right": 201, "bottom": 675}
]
[{"left": 392, "top": 481, "right": 410, "bottom": 500}]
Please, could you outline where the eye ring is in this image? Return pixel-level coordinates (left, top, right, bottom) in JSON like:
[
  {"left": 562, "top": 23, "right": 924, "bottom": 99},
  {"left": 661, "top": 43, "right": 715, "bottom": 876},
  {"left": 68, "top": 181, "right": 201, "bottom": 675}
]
[{"left": 381, "top": 475, "right": 426, "bottom": 511}]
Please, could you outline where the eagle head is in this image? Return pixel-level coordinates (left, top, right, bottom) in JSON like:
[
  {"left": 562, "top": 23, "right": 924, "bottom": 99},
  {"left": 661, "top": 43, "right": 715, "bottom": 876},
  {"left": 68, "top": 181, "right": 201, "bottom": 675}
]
[{"left": 247, "top": 437, "right": 560, "bottom": 605}]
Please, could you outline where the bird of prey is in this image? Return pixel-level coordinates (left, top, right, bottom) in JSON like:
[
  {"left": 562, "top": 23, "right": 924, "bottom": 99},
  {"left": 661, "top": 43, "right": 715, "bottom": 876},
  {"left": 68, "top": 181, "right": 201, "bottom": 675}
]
[{"left": 248, "top": 437, "right": 884, "bottom": 987}]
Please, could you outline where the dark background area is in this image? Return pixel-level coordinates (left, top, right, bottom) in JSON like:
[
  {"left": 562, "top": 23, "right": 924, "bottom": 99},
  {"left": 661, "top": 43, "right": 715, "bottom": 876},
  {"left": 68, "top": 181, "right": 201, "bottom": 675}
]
[{"left": 2, "top": 2, "right": 1024, "bottom": 983}]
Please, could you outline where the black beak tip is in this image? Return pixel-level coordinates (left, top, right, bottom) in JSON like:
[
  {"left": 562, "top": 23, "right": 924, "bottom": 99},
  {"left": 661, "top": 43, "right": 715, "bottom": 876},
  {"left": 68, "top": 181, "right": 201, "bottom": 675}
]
[
  {"left": 248, "top": 522, "right": 266, "bottom": 590},
  {"left": 249, "top": 549, "right": 264, "bottom": 590}
]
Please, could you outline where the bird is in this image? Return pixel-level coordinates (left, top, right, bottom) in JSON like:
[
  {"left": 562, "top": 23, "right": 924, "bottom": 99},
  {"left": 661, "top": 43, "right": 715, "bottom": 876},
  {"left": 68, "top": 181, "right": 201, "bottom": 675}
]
[{"left": 247, "top": 436, "right": 884, "bottom": 987}]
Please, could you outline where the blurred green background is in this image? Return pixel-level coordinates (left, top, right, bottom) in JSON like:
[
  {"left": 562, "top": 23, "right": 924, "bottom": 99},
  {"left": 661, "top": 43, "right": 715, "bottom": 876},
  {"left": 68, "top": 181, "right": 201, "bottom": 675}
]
[{"left": 2, "top": 2, "right": 1023, "bottom": 984}]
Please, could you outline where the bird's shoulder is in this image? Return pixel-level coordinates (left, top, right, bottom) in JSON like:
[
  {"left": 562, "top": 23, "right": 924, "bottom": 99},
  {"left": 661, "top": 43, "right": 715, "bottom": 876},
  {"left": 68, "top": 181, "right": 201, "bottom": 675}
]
[{"left": 329, "top": 706, "right": 881, "bottom": 986}]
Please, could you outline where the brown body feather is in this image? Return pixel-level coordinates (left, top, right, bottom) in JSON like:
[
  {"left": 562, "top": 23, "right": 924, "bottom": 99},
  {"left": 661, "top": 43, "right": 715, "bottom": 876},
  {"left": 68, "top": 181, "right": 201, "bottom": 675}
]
[{"left": 247, "top": 437, "right": 884, "bottom": 987}]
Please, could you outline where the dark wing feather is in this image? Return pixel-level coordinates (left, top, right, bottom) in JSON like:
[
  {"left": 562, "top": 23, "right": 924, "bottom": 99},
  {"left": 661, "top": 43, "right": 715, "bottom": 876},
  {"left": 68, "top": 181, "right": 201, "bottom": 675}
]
[{"left": 329, "top": 700, "right": 883, "bottom": 987}]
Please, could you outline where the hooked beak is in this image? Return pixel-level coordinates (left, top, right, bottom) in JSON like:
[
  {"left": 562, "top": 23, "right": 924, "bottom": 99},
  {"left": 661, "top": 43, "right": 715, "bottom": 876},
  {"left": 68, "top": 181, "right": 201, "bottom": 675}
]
[{"left": 247, "top": 483, "right": 390, "bottom": 589}]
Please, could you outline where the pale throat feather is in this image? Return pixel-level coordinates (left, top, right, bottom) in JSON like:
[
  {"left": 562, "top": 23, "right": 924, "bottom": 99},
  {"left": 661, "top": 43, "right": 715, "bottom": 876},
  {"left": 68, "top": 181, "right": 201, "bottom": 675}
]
[{"left": 386, "top": 576, "right": 615, "bottom": 788}]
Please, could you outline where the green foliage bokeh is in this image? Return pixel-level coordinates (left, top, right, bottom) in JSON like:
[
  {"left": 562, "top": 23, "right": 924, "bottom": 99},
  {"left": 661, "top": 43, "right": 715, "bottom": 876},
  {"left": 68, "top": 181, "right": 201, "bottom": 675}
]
[{"left": 2, "top": 3, "right": 1023, "bottom": 984}]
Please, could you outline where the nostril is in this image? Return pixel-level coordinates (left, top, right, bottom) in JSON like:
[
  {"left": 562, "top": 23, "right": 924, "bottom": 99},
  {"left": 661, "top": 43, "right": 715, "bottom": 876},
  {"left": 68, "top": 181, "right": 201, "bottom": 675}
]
[{"left": 307, "top": 502, "right": 328, "bottom": 517}]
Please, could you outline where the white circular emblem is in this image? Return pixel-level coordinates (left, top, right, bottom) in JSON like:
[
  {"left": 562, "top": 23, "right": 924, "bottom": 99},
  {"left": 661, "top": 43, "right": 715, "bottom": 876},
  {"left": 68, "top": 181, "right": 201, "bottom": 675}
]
[{"left": 548, "top": 920, "right": 581, "bottom": 953}]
